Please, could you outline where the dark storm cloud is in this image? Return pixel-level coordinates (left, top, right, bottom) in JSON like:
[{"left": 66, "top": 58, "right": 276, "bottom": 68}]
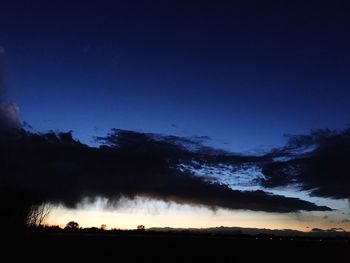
[
  {"left": 261, "top": 128, "right": 350, "bottom": 199},
  {"left": 0, "top": 128, "right": 330, "bottom": 213}
]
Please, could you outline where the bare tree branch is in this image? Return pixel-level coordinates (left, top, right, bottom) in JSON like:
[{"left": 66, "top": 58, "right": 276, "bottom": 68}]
[{"left": 26, "top": 203, "right": 52, "bottom": 227}]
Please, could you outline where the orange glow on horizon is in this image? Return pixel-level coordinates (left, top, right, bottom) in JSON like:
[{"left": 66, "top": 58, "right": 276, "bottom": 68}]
[{"left": 45, "top": 197, "right": 350, "bottom": 232}]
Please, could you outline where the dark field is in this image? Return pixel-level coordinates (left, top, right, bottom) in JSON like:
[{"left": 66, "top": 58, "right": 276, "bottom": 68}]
[{"left": 4, "top": 230, "right": 349, "bottom": 261}]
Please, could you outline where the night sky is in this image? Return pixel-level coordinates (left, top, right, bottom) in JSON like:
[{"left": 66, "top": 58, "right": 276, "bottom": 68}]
[
  {"left": 1, "top": 1, "right": 350, "bottom": 231},
  {"left": 2, "top": 1, "right": 350, "bottom": 151}
]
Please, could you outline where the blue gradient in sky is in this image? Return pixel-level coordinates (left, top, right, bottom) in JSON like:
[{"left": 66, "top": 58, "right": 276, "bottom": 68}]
[{"left": 1, "top": 1, "right": 350, "bottom": 151}]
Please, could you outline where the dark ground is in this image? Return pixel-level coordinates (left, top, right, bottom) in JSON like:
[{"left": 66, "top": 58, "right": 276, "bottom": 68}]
[{"left": 3, "top": 230, "right": 349, "bottom": 261}]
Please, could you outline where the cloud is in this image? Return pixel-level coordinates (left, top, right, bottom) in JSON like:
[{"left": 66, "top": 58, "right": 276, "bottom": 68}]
[
  {"left": 0, "top": 128, "right": 330, "bottom": 213},
  {"left": 0, "top": 54, "right": 5, "bottom": 94},
  {"left": 261, "top": 128, "right": 350, "bottom": 199},
  {"left": 0, "top": 58, "right": 23, "bottom": 131},
  {"left": 0, "top": 102, "right": 22, "bottom": 130}
]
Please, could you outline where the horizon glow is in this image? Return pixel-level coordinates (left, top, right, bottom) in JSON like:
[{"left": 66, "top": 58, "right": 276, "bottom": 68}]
[{"left": 46, "top": 197, "right": 350, "bottom": 231}]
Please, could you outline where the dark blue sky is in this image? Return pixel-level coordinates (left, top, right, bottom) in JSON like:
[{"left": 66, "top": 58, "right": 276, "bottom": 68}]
[{"left": 1, "top": 0, "right": 350, "bottom": 151}]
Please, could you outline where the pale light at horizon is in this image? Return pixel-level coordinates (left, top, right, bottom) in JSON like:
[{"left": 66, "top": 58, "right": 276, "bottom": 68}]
[{"left": 46, "top": 197, "right": 350, "bottom": 231}]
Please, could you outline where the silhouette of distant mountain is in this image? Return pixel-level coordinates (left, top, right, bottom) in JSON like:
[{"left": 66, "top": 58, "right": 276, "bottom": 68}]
[{"left": 148, "top": 226, "right": 350, "bottom": 237}]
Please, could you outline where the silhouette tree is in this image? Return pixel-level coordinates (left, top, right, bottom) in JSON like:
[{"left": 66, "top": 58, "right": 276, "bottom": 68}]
[
  {"left": 137, "top": 225, "right": 145, "bottom": 231},
  {"left": 100, "top": 224, "right": 107, "bottom": 230},
  {"left": 65, "top": 221, "right": 79, "bottom": 230},
  {"left": 0, "top": 187, "right": 40, "bottom": 233},
  {"left": 26, "top": 202, "right": 52, "bottom": 227}
]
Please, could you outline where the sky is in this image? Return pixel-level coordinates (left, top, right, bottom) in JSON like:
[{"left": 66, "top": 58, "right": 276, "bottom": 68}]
[
  {"left": 2, "top": 0, "right": 350, "bottom": 151},
  {"left": 1, "top": 0, "right": 350, "bottom": 231},
  {"left": 46, "top": 197, "right": 349, "bottom": 231}
]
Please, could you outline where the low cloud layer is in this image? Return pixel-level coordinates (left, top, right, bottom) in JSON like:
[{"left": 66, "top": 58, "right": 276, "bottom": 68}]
[{"left": 0, "top": 126, "right": 330, "bottom": 213}]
